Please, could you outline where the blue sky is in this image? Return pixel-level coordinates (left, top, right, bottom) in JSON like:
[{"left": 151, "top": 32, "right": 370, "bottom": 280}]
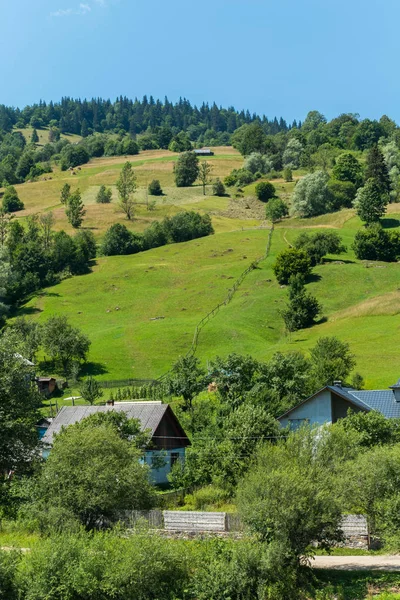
[{"left": 0, "top": 0, "right": 398, "bottom": 123}]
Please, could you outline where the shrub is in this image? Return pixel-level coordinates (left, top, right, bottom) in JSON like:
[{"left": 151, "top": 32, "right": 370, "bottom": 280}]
[
  {"left": 96, "top": 185, "right": 112, "bottom": 204},
  {"left": 224, "top": 173, "right": 238, "bottom": 187},
  {"left": 2, "top": 186, "right": 24, "bottom": 212},
  {"left": 280, "top": 274, "right": 322, "bottom": 331},
  {"left": 294, "top": 231, "right": 346, "bottom": 266},
  {"left": 265, "top": 198, "right": 288, "bottom": 222},
  {"left": 255, "top": 181, "right": 276, "bottom": 202},
  {"left": 327, "top": 179, "right": 356, "bottom": 210},
  {"left": 212, "top": 178, "right": 225, "bottom": 196},
  {"left": 244, "top": 152, "right": 272, "bottom": 175},
  {"left": 235, "top": 168, "right": 255, "bottom": 187},
  {"left": 173, "top": 151, "right": 199, "bottom": 187},
  {"left": 292, "top": 170, "right": 333, "bottom": 217},
  {"left": 101, "top": 223, "right": 142, "bottom": 256},
  {"left": 352, "top": 223, "right": 398, "bottom": 261},
  {"left": 148, "top": 179, "right": 163, "bottom": 196},
  {"left": 60, "top": 144, "right": 90, "bottom": 170},
  {"left": 283, "top": 167, "right": 293, "bottom": 182},
  {"left": 184, "top": 485, "right": 230, "bottom": 510},
  {"left": 165, "top": 211, "right": 214, "bottom": 243},
  {"left": 273, "top": 247, "right": 312, "bottom": 284}
]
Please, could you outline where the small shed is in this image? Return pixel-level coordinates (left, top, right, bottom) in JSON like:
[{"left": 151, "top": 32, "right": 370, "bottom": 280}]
[
  {"left": 194, "top": 147, "right": 214, "bottom": 156},
  {"left": 36, "top": 377, "right": 57, "bottom": 397}
]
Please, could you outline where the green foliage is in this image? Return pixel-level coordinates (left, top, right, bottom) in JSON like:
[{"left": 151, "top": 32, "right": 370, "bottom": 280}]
[
  {"left": 209, "top": 353, "right": 261, "bottom": 405},
  {"left": 96, "top": 184, "right": 112, "bottom": 204},
  {"left": 327, "top": 178, "right": 356, "bottom": 209},
  {"left": 148, "top": 178, "right": 163, "bottom": 196},
  {"left": 41, "top": 315, "right": 91, "bottom": 374},
  {"left": 292, "top": 170, "right": 333, "bottom": 217},
  {"left": 283, "top": 166, "right": 293, "bottom": 182},
  {"left": 353, "top": 178, "right": 389, "bottom": 224},
  {"left": 168, "top": 131, "right": 192, "bottom": 152},
  {"left": 0, "top": 332, "right": 42, "bottom": 504},
  {"left": 30, "top": 129, "right": 39, "bottom": 144},
  {"left": 273, "top": 247, "right": 312, "bottom": 284},
  {"left": 237, "top": 429, "right": 344, "bottom": 558},
  {"left": 0, "top": 550, "right": 19, "bottom": 600},
  {"left": 265, "top": 197, "right": 288, "bottom": 222},
  {"left": 198, "top": 161, "right": 213, "bottom": 195},
  {"left": 255, "top": 181, "right": 276, "bottom": 202},
  {"left": 17, "top": 531, "right": 188, "bottom": 599},
  {"left": 2, "top": 186, "right": 24, "bottom": 212},
  {"left": 310, "top": 336, "right": 356, "bottom": 387},
  {"left": 282, "top": 137, "right": 303, "bottom": 169},
  {"left": 167, "top": 355, "right": 206, "bottom": 410},
  {"left": 60, "top": 144, "right": 90, "bottom": 170},
  {"left": 101, "top": 223, "right": 142, "bottom": 256},
  {"left": 36, "top": 420, "right": 155, "bottom": 528},
  {"left": 231, "top": 122, "right": 268, "bottom": 156},
  {"left": 244, "top": 152, "right": 272, "bottom": 175},
  {"left": 173, "top": 151, "right": 199, "bottom": 187},
  {"left": 337, "top": 410, "right": 400, "bottom": 448},
  {"left": 280, "top": 274, "right": 322, "bottom": 332},
  {"left": 184, "top": 485, "right": 230, "bottom": 510},
  {"left": 294, "top": 231, "right": 346, "bottom": 266},
  {"left": 116, "top": 161, "right": 136, "bottom": 220},
  {"left": 365, "top": 145, "right": 391, "bottom": 193},
  {"left": 352, "top": 222, "right": 399, "bottom": 261},
  {"left": 60, "top": 182, "right": 71, "bottom": 205},
  {"left": 332, "top": 152, "right": 363, "bottom": 186},
  {"left": 212, "top": 178, "right": 225, "bottom": 196},
  {"left": 65, "top": 189, "right": 85, "bottom": 228},
  {"left": 79, "top": 376, "right": 103, "bottom": 405}
]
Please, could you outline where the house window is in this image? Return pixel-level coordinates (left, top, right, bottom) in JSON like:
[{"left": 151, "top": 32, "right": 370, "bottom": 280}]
[
  {"left": 170, "top": 452, "right": 180, "bottom": 468},
  {"left": 288, "top": 418, "right": 309, "bottom": 430}
]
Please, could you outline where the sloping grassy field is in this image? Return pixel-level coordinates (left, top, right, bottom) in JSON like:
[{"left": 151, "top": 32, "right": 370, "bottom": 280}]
[{"left": 13, "top": 146, "right": 400, "bottom": 388}]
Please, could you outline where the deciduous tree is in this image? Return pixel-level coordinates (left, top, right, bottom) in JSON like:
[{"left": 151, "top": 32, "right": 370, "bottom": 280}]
[
  {"left": 66, "top": 189, "right": 85, "bottom": 228},
  {"left": 198, "top": 161, "right": 213, "bottom": 195},
  {"left": 116, "top": 161, "right": 136, "bottom": 220}
]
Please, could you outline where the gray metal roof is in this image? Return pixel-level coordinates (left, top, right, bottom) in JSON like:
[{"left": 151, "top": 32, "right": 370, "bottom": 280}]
[
  {"left": 327, "top": 386, "right": 372, "bottom": 412},
  {"left": 42, "top": 402, "right": 171, "bottom": 445},
  {"left": 347, "top": 390, "right": 400, "bottom": 419}
]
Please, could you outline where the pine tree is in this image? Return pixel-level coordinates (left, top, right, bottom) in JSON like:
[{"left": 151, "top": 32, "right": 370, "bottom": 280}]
[
  {"left": 66, "top": 189, "right": 86, "bottom": 228},
  {"left": 353, "top": 178, "right": 388, "bottom": 224},
  {"left": 81, "top": 119, "right": 89, "bottom": 138},
  {"left": 280, "top": 274, "right": 321, "bottom": 332},
  {"left": 365, "top": 146, "right": 391, "bottom": 193},
  {"left": 31, "top": 128, "right": 39, "bottom": 144}
]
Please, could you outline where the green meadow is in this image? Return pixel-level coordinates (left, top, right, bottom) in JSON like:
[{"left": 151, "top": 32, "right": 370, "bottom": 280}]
[{"left": 13, "top": 146, "right": 400, "bottom": 388}]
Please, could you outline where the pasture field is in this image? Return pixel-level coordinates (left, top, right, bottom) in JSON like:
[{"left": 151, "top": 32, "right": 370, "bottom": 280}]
[
  {"left": 12, "top": 145, "right": 400, "bottom": 389},
  {"left": 16, "top": 126, "right": 82, "bottom": 146}
]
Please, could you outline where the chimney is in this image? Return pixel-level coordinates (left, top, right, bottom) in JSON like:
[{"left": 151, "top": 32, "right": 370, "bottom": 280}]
[
  {"left": 333, "top": 380, "right": 342, "bottom": 388},
  {"left": 389, "top": 379, "right": 400, "bottom": 402}
]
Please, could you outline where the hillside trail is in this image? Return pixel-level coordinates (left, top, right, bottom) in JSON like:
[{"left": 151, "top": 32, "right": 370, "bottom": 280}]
[{"left": 311, "top": 555, "right": 400, "bottom": 571}]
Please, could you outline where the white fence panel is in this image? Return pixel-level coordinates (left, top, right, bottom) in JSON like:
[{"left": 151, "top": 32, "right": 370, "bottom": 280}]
[
  {"left": 341, "top": 514, "right": 368, "bottom": 536},
  {"left": 163, "top": 511, "right": 226, "bottom": 532}
]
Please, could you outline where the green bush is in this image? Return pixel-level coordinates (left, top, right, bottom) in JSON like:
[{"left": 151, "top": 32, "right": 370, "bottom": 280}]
[
  {"left": 265, "top": 197, "right": 288, "bottom": 222},
  {"left": 184, "top": 485, "right": 230, "bottom": 510},
  {"left": 96, "top": 184, "right": 112, "bottom": 204},
  {"left": 352, "top": 223, "right": 399, "bottom": 261},
  {"left": 212, "top": 178, "right": 225, "bottom": 196},
  {"left": 283, "top": 167, "right": 293, "bottom": 182},
  {"left": 2, "top": 186, "right": 24, "bottom": 212},
  {"left": 148, "top": 179, "right": 163, "bottom": 196},
  {"left": 273, "top": 247, "right": 312, "bottom": 284},
  {"left": 101, "top": 223, "right": 142, "bottom": 256},
  {"left": 255, "top": 181, "right": 276, "bottom": 202}
]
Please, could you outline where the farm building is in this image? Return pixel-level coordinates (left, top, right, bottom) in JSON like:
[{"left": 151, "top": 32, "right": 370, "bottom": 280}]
[
  {"left": 278, "top": 380, "right": 400, "bottom": 429},
  {"left": 41, "top": 401, "right": 190, "bottom": 484},
  {"left": 194, "top": 147, "right": 214, "bottom": 156}
]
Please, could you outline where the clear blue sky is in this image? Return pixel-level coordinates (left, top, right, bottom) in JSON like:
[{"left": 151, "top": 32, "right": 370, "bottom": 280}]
[{"left": 0, "top": 0, "right": 398, "bottom": 123}]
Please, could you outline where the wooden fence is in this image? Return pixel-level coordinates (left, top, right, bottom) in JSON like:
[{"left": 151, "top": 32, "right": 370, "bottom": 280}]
[{"left": 99, "top": 379, "right": 159, "bottom": 389}]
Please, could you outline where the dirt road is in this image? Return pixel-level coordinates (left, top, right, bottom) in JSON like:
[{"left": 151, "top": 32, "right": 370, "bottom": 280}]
[{"left": 311, "top": 555, "right": 400, "bottom": 571}]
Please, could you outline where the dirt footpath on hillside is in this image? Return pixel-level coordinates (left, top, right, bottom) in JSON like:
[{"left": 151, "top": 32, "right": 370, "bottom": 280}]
[{"left": 311, "top": 555, "right": 400, "bottom": 571}]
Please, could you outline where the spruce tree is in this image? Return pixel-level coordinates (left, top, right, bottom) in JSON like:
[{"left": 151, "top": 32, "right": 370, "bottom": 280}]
[
  {"left": 365, "top": 145, "right": 390, "bottom": 193},
  {"left": 353, "top": 178, "right": 388, "bottom": 224},
  {"left": 31, "top": 128, "right": 39, "bottom": 144},
  {"left": 280, "top": 274, "right": 321, "bottom": 332}
]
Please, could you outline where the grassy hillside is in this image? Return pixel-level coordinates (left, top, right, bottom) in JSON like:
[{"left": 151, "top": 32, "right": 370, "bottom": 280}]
[
  {"left": 13, "top": 146, "right": 400, "bottom": 388},
  {"left": 16, "top": 126, "right": 82, "bottom": 146}
]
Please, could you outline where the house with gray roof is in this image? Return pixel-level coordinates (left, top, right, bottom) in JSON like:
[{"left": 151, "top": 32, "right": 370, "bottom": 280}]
[
  {"left": 42, "top": 401, "right": 190, "bottom": 485},
  {"left": 278, "top": 379, "right": 400, "bottom": 429}
]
